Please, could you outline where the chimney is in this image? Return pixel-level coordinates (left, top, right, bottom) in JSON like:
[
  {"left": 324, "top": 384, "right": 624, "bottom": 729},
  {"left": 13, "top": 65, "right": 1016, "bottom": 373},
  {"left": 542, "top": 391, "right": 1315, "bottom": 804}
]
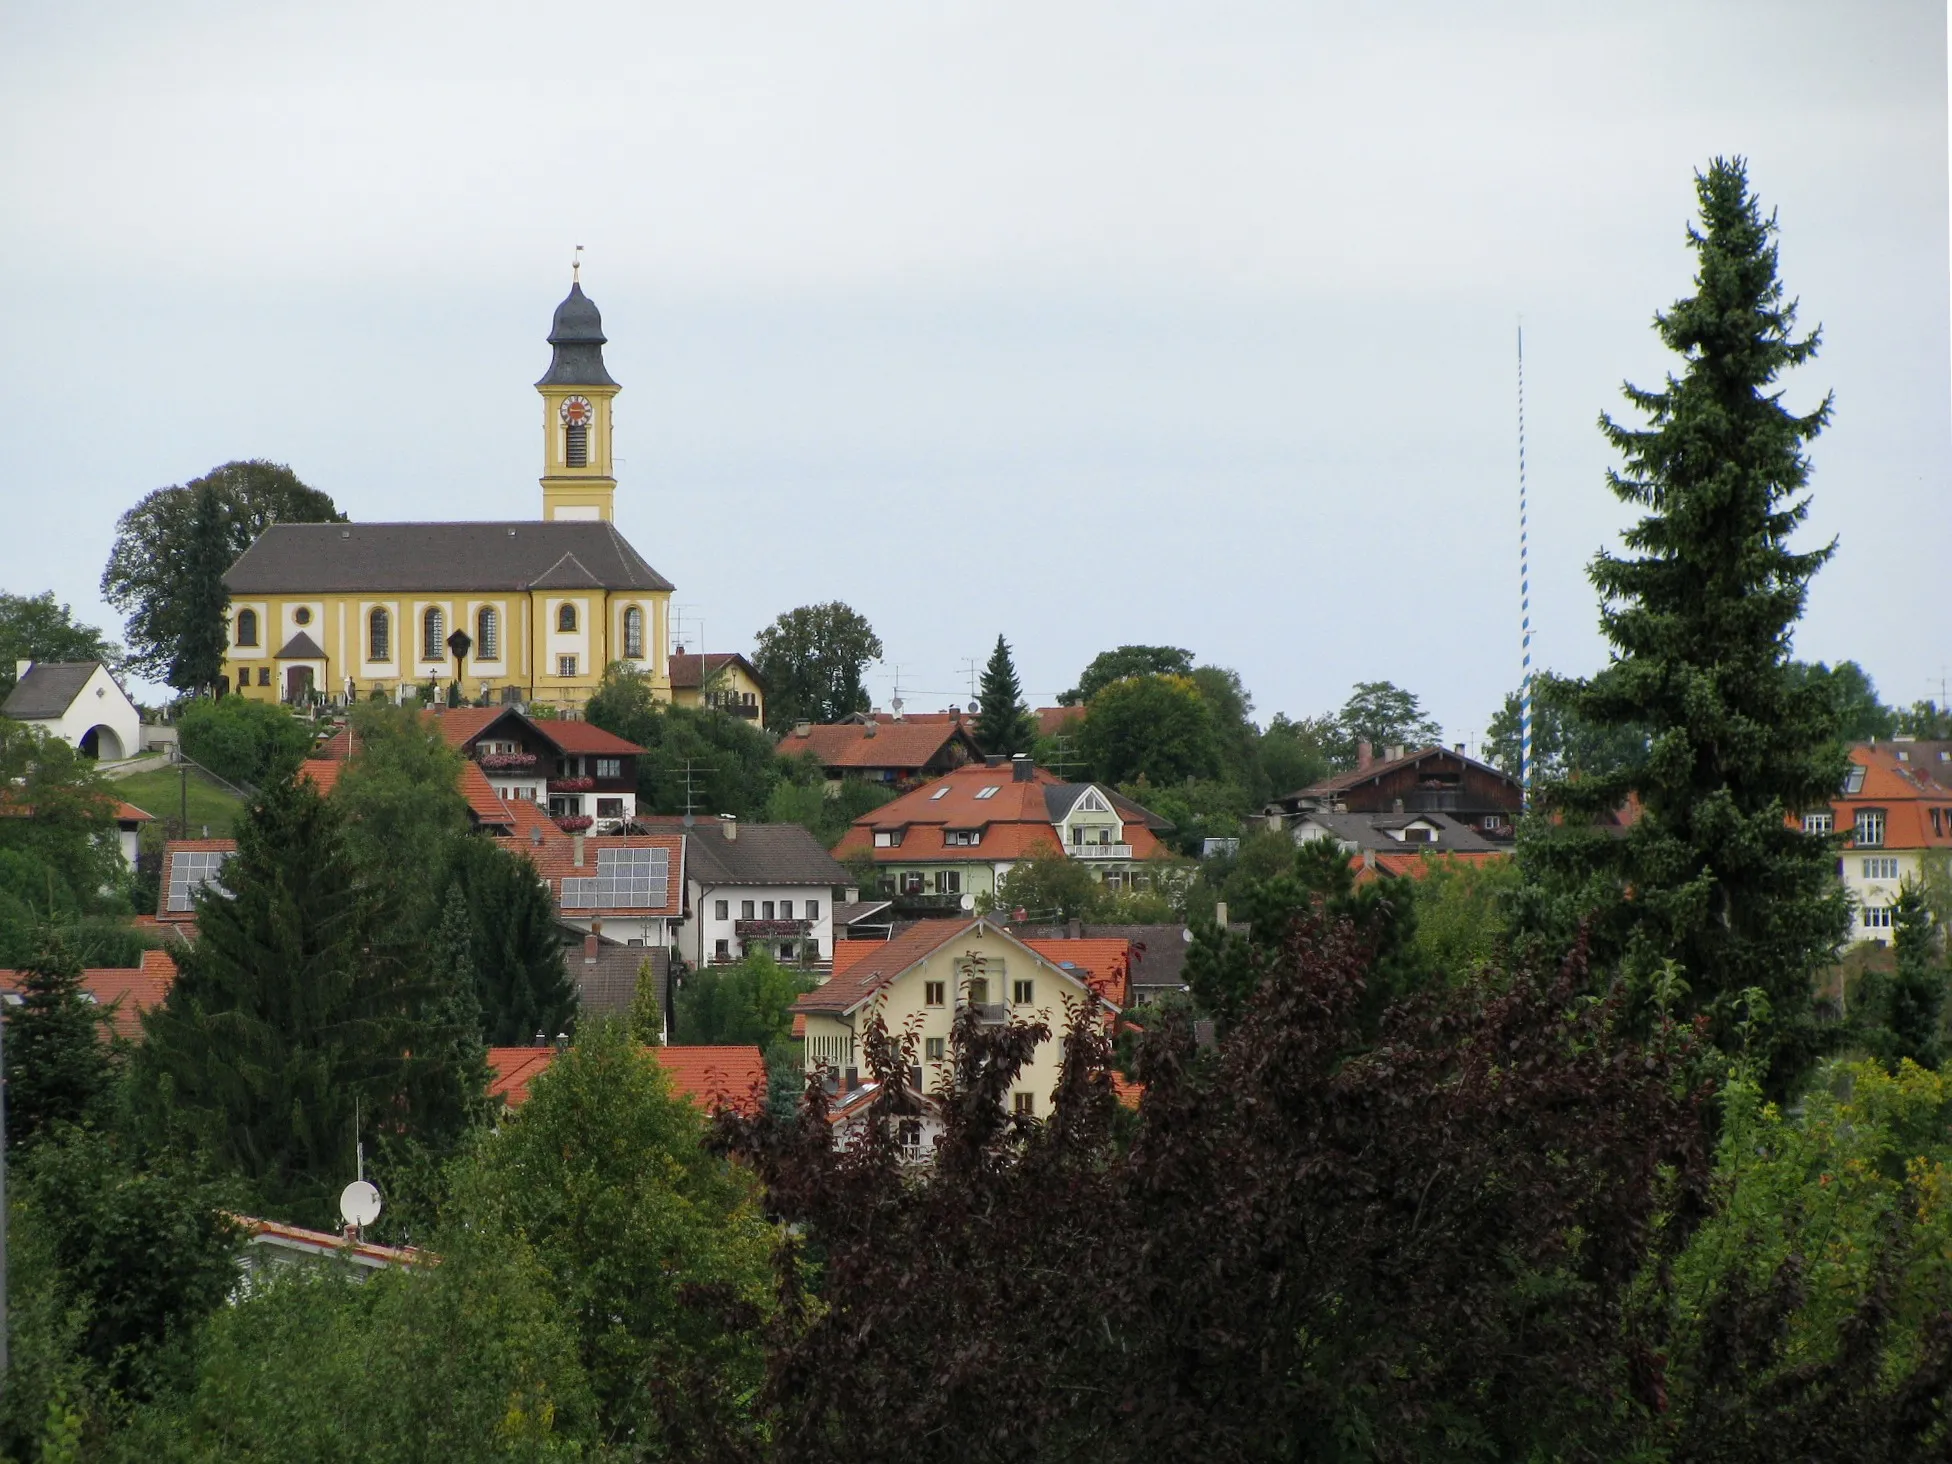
[
  {"left": 1363, "top": 849, "right": 1375, "bottom": 871},
  {"left": 844, "top": 886, "right": 859, "bottom": 903},
  {"left": 1386, "top": 744, "right": 1404, "bottom": 763},
  {"left": 719, "top": 813, "right": 738, "bottom": 841},
  {"left": 573, "top": 833, "right": 586, "bottom": 867},
  {"left": 1356, "top": 741, "right": 1374, "bottom": 771},
  {"left": 793, "top": 720, "right": 811, "bottom": 737},
  {"left": 13, "top": 660, "right": 29, "bottom": 682},
  {"left": 584, "top": 932, "right": 599, "bottom": 965},
  {"left": 530, "top": 824, "right": 543, "bottom": 846},
  {"left": 1393, "top": 798, "right": 1404, "bottom": 815},
  {"left": 1011, "top": 755, "right": 1034, "bottom": 782},
  {"left": 862, "top": 719, "right": 877, "bottom": 738},
  {"left": 1066, "top": 916, "right": 1082, "bottom": 939},
  {"left": 1214, "top": 900, "right": 1228, "bottom": 928},
  {"left": 1454, "top": 742, "right": 1466, "bottom": 754},
  {"left": 985, "top": 754, "right": 1007, "bottom": 768}
]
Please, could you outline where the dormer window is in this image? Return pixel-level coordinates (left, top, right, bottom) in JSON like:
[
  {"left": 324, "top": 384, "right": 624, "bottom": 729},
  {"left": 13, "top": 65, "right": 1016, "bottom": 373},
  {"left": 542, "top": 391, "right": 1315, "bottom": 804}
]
[
  {"left": 235, "top": 609, "right": 258, "bottom": 647},
  {"left": 873, "top": 830, "right": 903, "bottom": 848},
  {"left": 944, "top": 829, "right": 981, "bottom": 847},
  {"left": 557, "top": 604, "right": 578, "bottom": 633}
]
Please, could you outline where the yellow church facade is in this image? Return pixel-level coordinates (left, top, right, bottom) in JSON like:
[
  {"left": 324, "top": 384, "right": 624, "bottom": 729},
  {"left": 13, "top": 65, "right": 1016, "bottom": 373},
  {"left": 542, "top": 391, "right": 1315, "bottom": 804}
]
[{"left": 221, "top": 277, "right": 673, "bottom": 710}]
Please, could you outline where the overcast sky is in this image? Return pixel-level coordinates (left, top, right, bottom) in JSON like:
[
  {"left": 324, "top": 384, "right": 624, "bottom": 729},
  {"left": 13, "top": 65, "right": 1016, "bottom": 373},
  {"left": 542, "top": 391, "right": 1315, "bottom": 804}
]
[{"left": 2, "top": 1, "right": 1946, "bottom": 745}]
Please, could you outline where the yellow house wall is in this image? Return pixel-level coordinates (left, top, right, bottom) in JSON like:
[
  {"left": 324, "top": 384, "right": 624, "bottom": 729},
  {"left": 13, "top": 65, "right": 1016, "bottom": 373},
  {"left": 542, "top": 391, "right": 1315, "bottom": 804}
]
[
  {"left": 801, "top": 926, "right": 1096, "bottom": 1117},
  {"left": 224, "top": 588, "right": 671, "bottom": 709},
  {"left": 671, "top": 661, "right": 766, "bottom": 724}
]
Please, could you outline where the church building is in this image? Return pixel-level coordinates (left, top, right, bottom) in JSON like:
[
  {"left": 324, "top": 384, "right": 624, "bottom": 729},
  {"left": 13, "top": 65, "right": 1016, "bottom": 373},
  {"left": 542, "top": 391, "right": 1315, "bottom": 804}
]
[{"left": 221, "top": 274, "right": 674, "bottom": 710}]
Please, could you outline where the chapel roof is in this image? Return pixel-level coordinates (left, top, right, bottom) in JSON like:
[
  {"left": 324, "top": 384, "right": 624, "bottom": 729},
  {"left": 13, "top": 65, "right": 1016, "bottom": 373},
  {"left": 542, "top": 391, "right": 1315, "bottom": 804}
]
[
  {"left": 223, "top": 520, "right": 672, "bottom": 595},
  {"left": 1, "top": 662, "right": 109, "bottom": 721}
]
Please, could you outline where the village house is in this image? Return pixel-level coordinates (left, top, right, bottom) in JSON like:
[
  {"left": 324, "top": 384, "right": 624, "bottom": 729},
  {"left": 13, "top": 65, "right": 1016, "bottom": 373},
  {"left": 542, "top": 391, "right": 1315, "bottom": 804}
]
[
  {"left": 0, "top": 946, "right": 179, "bottom": 1038},
  {"left": 1810, "top": 740, "right": 1952, "bottom": 943},
  {"left": 635, "top": 814, "right": 850, "bottom": 968},
  {"left": 667, "top": 649, "right": 766, "bottom": 724},
  {"left": 777, "top": 713, "right": 983, "bottom": 791},
  {"left": 832, "top": 755, "right": 1172, "bottom": 915},
  {"left": 1268, "top": 743, "right": 1523, "bottom": 840},
  {"left": 487, "top": 1043, "right": 769, "bottom": 1114},
  {"left": 218, "top": 276, "right": 675, "bottom": 710},
  {"left": 3, "top": 660, "right": 147, "bottom": 763},
  {"left": 793, "top": 917, "right": 1123, "bottom": 1112},
  {"left": 419, "top": 704, "right": 646, "bottom": 829}
]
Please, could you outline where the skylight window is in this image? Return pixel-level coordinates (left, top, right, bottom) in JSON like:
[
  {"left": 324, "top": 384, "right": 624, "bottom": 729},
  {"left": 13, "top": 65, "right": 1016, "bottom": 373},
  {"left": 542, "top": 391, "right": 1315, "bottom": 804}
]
[
  {"left": 930, "top": 787, "right": 951, "bottom": 800},
  {"left": 1843, "top": 766, "right": 1866, "bottom": 795},
  {"left": 974, "top": 786, "right": 1000, "bottom": 800}
]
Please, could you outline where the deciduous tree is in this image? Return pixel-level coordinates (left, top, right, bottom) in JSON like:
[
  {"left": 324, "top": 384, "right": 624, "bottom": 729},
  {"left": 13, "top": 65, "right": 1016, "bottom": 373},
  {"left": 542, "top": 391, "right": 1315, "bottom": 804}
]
[
  {"left": 1327, "top": 679, "right": 1443, "bottom": 769},
  {"left": 102, "top": 460, "right": 343, "bottom": 688},
  {"left": 675, "top": 952, "right": 815, "bottom": 1047},
  {"left": 1059, "top": 644, "right": 1193, "bottom": 706},
  {"left": 1077, "top": 674, "right": 1220, "bottom": 786},
  {"left": 0, "top": 592, "right": 122, "bottom": 697},
  {"left": 751, "top": 602, "right": 883, "bottom": 732},
  {"left": 587, "top": 661, "right": 782, "bottom": 818}
]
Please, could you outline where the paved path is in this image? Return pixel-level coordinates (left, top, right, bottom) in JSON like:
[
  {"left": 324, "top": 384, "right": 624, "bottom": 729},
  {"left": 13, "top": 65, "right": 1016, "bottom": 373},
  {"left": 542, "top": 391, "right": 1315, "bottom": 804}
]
[{"left": 100, "top": 752, "right": 172, "bottom": 780}]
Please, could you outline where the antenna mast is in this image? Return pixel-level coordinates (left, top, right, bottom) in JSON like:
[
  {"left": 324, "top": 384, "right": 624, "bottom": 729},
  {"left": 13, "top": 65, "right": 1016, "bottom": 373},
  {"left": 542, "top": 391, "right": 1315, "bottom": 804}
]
[{"left": 1517, "top": 324, "right": 1534, "bottom": 808}]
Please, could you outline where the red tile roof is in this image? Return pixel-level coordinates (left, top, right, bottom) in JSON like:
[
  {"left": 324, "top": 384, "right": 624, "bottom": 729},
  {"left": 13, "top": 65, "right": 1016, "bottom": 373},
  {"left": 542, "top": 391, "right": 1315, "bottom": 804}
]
[
  {"left": 487, "top": 1044, "right": 768, "bottom": 1114},
  {"left": 797, "top": 918, "right": 1124, "bottom": 1017},
  {"left": 1035, "top": 706, "right": 1082, "bottom": 737},
  {"left": 778, "top": 719, "right": 981, "bottom": 773},
  {"left": 114, "top": 802, "right": 155, "bottom": 823},
  {"left": 831, "top": 761, "right": 1167, "bottom": 864},
  {"left": 533, "top": 718, "right": 644, "bottom": 755},
  {"left": 1023, "top": 938, "right": 1132, "bottom": 1007},
  {"left": 1824, "top": 743, "right": 1952, "bottom": 851},
  {"left": 1353, "top": 850, "right": 1512, "bottom": 884},
  {"left": 519, "top": 833, "right": 686, "bottom": 918},
  {"left": 238, "top": 1215, "right": 428, "bottom": 1269},
  {"left": 0, "top": 947, "right": 178, "bottom": 1040},
  {"left": 156, "top": 839, "right": 238, "bottom": 924},
  {"left": 298, "top": 758, "right": 345, "bottom": 795},
  {"left": 422, "top": 705, "right": 507, "bottom": 749},
  {"left": 458, "top": 761, "right": 515, "bottom": 825},
  {"left": 668, "top": 651, "right": 764, "bottom": 691}
]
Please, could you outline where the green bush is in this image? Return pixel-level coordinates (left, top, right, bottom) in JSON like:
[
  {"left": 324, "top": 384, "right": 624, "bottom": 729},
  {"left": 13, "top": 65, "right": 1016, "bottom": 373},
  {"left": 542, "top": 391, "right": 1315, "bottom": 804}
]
[{"left": 175, "top": 697, "right": 310, "bottom": 787}]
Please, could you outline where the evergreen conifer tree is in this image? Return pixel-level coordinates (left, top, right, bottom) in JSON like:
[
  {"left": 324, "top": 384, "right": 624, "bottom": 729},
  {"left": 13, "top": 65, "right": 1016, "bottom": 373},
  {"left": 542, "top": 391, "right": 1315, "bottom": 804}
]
[
  {"left": 1883, "top": 882, "right": 1944, "bottom": 1070},
  {"left": 423, "top": 883, "right": 494, "bottom": 1132},
  {"left": 447, "top": 834, "right": 574, "bottom": 1045},
  {"left": 976, "top": 634, "right": 1036, "bottom": 757},
  {"left": 132, "top": 775, "right": 450, "bottom": 1226},
  {"left": 4, "top": 929, "right": 112, "bottom": 1147},
  {"left": 1518, "top": 159, "right": 1852, "bottom": 1095},
  {"left": 167, "top": 483, "right": 233, "bottom": 696}
]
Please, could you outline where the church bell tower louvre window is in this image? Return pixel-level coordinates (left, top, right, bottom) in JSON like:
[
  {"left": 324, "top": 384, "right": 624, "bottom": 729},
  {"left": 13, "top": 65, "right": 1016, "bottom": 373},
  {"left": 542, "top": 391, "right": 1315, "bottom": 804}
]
[
  {"left": 565, "top": 422, "right": 588, "bottom": 467},
  {"left": 422, "top": 608, "right": 445, "bottom": 661},
  {"left": 623, "top": 606, "right": 644, "bottom": 659},
  {"left": 369, "top": 608, "right": 390, "bottom": 661},
  {"left": 234, "top": 609, "right": 258, "bottom": 647},
  {"left": 477, "top": 607, "right": 500, "bottom": 661}
]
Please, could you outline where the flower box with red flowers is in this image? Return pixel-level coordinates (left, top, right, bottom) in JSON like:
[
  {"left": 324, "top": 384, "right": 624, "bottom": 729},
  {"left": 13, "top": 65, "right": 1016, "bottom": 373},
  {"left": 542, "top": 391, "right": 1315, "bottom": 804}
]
[
  {"left": 547, "top": 776, "right": 595, "bottom": 793},
  {"left": 554, "top": 814, "right": 594, "bottom": 832},
  {"left": 478, "top": 752, "right": 538, "bottom": 770}
]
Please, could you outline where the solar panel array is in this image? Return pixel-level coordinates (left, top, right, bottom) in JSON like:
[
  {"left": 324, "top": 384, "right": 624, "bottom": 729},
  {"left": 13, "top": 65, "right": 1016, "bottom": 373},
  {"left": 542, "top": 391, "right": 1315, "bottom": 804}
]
[
  {"left": 166, "top": 850, "right": 231, "bottom": 912},
  {"left": 561, "top": 846, "right": 670, "bottom": 910}
]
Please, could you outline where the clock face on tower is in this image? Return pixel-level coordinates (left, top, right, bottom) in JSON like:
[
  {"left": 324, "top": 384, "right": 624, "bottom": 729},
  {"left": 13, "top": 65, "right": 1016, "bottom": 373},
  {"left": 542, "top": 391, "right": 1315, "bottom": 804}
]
[{"left": 559, "top": 396, "right": 594, "bottom": 427}]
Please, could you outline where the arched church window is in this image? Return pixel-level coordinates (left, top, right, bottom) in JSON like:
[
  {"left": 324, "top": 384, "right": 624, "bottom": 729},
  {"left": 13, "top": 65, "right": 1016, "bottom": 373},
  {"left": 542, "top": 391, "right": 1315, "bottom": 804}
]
[
  {"left": 477, "top": 607, "right": 500, "bottom": 660},
  {"left": 369, "top": 609, "right": 390, "bottom": 660},
  {"left": 423, "top": 607, "right": 445, "bottom": 661},
  {"left": 557, "top": 604, "right": 578, "bottom": 633},
  {"left": 623, "top": 606, "right": 644, "bottom": 659},
  {"left": 235, "top": 609, "right": 258, "bottom": 647}
]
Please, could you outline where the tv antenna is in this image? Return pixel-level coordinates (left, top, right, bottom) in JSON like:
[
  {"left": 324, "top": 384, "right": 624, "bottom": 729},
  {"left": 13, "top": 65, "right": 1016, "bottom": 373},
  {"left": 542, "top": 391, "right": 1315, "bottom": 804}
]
[
  {"left": 889, "top": 663, "right": 905, "bottom": 716},
  {"left": 665, "top": 758, "right": 715, "bottom": 825},
  {"left": 960, "top": 657, "right": 979, "bottom": 709}
]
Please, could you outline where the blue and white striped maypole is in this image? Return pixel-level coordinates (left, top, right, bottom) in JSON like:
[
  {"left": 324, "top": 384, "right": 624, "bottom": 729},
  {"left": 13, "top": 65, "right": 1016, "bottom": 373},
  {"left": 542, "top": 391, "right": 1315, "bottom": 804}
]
[{"left": 1517, "top": 325, "right": 1534, "bottom": 808}]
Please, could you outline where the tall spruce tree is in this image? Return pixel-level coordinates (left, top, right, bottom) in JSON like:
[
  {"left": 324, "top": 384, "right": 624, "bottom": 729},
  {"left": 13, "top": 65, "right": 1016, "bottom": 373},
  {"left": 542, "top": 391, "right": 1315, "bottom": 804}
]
[
  {"left": 447, "top": 834, "right": 573, "bottom": 1045},
  {"left": 4, "top": 929, "right": 112, "bottom": 1147},
  {"left": 1882, "top": 882, "right": 1944, "bottom": 1070},
  {"left": 1519, "top": 158, "right": 1852, "bottom": 1096},
  {"left": 132, "top": 775, "right": 453, "bottom": 1226},
  {"left": 975, "top": 634, "right": 1036, "bottom": 757},
  {"left": 167, "top": 482, "right": 235, "bottom": 696}
]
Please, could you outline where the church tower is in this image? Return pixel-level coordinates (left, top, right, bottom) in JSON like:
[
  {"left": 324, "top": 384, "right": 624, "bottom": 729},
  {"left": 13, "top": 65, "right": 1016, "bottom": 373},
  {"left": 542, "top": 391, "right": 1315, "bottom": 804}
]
[{"left": 536, "top": 267, "right": 620, "bottom": 521}]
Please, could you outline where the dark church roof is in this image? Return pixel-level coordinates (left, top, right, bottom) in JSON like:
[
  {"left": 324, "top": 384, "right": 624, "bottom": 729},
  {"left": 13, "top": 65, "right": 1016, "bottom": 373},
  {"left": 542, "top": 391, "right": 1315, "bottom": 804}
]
[
  {"left": 223, "top": 521, "right": 673, "bottom": 595},
  {"left": 535, "top": 281, "right": 617, "bottom": 388},
  {"left": 1, "top": 662, "right": 104, "bottom": 720}
]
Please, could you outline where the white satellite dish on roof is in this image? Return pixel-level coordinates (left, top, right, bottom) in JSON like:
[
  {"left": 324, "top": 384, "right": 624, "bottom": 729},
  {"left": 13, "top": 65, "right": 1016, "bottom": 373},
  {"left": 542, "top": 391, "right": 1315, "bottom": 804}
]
[
  {"left": 959, "top": 892, "right": 975, "bottom": 911},
  {"left": 340, "top": 1180, "right": 382, "bottom": 1229}
]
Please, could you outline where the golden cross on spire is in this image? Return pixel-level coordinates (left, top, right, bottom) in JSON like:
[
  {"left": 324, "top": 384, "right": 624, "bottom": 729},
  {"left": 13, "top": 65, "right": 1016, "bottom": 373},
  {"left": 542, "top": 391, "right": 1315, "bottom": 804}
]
[{"left": 572, "top": 244, "right": 583, "bottom": 284}]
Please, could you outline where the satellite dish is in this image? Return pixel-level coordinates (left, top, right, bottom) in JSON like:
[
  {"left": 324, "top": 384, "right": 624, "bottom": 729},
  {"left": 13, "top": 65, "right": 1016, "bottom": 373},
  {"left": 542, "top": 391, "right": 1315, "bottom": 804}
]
[
  {"left": 891, "top": 696, "right": 904, "bottom": 713},
  {"left": 340, "top": 1180, "right": 382, "bottom": 1229},
  {"left": 1181, "top": 927, "right": 1194, "bottom": 943},
  {"left": 967, "top": 701, "right": 979, "bottom": 715},
  {"left": 959, "top": 892, "right": 975, "bottom": 911}
]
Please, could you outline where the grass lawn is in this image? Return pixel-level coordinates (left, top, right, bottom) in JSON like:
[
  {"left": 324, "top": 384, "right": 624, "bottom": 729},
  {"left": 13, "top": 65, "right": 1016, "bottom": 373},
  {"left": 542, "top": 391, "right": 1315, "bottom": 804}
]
[{"left": 115, "top": 765, "right": 250, "bottom": 840}]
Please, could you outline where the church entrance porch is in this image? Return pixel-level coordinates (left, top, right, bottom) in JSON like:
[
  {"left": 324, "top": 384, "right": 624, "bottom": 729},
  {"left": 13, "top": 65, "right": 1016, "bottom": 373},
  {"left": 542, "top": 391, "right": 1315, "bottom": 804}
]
[{"left": 285, "top": 666, "right": 316, "bottom": 704}]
